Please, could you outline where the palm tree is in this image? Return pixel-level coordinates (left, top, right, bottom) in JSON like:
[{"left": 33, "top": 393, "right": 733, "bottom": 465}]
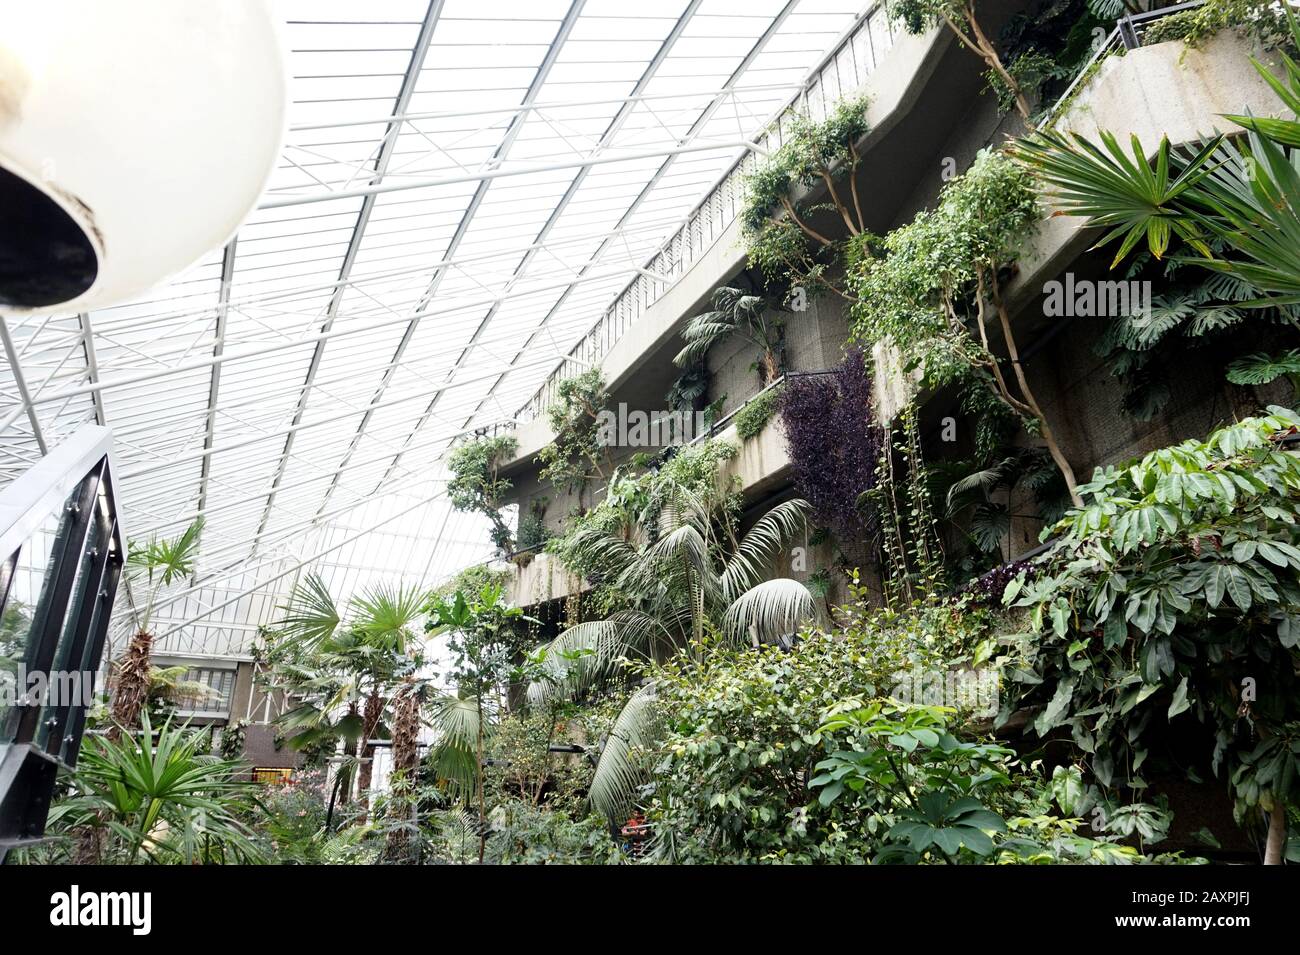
[
  {"left": 1015, "top": 9, "right": 1300, "bottom": 307},
  {"left": 269, "top": 575, "right": 430, "bottom": 809},
  {"left": 532, "top": 485, "right": 818, "bottom": 826},
  {"left": 674, "top": 286, "right": 785, "bottom": 386},
  {"left": 110, "top": 520, "right": 204, "bottom": 740},
  {"left": 382, "top": 667, "right": 432, "bottom": 862}
]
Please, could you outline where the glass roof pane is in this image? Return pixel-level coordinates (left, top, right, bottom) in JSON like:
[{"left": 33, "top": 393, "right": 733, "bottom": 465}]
[{"left": 0, "top": 0, "right": 866, "bottom": 657}]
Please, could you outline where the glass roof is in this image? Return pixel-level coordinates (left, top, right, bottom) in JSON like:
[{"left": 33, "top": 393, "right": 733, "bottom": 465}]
[{"left": 0, "top": 0, "right": 866, "bottom": 660}]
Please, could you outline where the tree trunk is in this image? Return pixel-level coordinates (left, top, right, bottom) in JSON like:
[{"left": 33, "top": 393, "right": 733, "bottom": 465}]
[
  {"left": 73, "top": 824, "right": 107, "bottom": 864},
  {"left": 339, "top": 701, "right": 359, "bottom": 805},
  {"left": 1264, "top": 800, "right": 1287, "bottom": 865},
  {"left": 109, "top": 629, "right": 153, "bottom": 741},
  {"left": 356, "top": 689, "right": 383, "bottom": 814},
  {"left": 992, "top": 289, "right": 1083, "bottom": 507},
  {"left": 384, "top": 681, "right": 421, "bottom": 863},
  {"left": 476, "top": 695, "right": 487, "bottom": 864}
]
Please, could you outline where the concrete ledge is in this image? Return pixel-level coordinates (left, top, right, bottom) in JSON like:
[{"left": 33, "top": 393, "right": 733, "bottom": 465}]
[
  {"left": 504, "top": 418, "right": 794, "bottom": 608},
  {"left": 1006, "top": 31, "right": 1286, "bottom": 311},
  {"left": 871, "top": 31, "right": 1288, "bottom": 421}
]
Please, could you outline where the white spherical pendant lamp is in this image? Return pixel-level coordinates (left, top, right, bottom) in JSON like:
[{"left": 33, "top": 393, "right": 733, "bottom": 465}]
[{"left": 0, "top": 1, "right": 286, "bottom": 313}]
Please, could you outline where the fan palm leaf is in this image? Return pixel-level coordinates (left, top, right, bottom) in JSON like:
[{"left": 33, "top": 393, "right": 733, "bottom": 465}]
[
  {"left": 350, "top": 581, "right": 429, "bottom": 653},
  {"left": 274, "top": 572, "right": 341, "bottom": 650},
  {"left": 427, "top": 694, "right": 484, "bottom": 798},
  {"left": 1016, "top": 130, "right": 1224, "bottom": 267}
]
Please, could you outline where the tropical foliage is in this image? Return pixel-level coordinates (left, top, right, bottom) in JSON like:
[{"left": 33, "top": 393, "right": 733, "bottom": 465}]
[
  {"left": 742, "top": 94, "right": 872, "bottom": 304},
  {"left": 447, "top": 433, "right": 519, "bottom": 557},
  {"left": 675, "top": 286, "right": 785, "bottom": 386},
  {"left": 1000, "top": 408, "right": 1300, "bottom": 862},
  {"left": 537, "top": 369, "right": 611, "bottom": 502},
  {"left": 849, "top": 148, "right": 1083, "bottom": 504}
]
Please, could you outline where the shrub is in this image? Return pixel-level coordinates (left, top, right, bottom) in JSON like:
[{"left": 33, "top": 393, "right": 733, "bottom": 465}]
[
  {"left": 642, "top": 594, "right": 993, "bottom": 863},
  {"left": 447, "top": 434, "right": 518, "bottom": 557},
  {"left": 1002, "top": 407, "right": 1300, "bottom": 861},
  {"left": 734, "top": 384, "right": 782, "bottom": 441}
]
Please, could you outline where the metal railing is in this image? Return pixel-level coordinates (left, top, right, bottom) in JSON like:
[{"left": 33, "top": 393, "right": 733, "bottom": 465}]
[
  {"left": 515, "top": 2, "right": 897, "bottom": 423},
  {"left": 1042, "top": 1, "right": 1206, "bottom": 126},
  {"left": 0, "top": 424, "right": 125, "bottom": 859}
]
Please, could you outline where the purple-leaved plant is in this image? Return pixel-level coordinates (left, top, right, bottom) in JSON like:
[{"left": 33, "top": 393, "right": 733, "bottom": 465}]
[{"left": 777, "top": 349, "right": 883, "bottom": 544}]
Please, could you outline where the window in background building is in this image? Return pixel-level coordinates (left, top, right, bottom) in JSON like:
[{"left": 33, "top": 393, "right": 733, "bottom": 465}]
[{"left": 252, "top": 767, "right": 292, "bottom": 785}]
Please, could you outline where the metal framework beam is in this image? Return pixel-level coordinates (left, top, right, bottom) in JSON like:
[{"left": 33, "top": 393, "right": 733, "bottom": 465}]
[
  {"left": 250, "top": 0, "right": 448, "bottom": 559},
  {"left": 311, "top": 0, "right": 587, "bottom": 518},
  {"left": 0, "top": 314, "right": 48, "bottom": 455},
  {"left": 483, "top": 0, "right": 803, "bottom": 429},
  {"left": 153, "top": 484, "right": 467, "bottom": 639},
  {"left": 195, "top": 240, "right": 238, "bottom": 528},
  {"left": 257, "top": 137, "right": 759, "bottom": 210}
]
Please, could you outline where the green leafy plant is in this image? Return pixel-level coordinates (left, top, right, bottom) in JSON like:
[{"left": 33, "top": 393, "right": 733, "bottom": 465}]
[
  {"left": 849, "top": 148, "right": 1083, "bottom": 504},
  {"left": 813, "top": 702, "right": 1012, "bottom": 862},
  {"left": 1001, "top": 407, "right": 1300, "bottom": 863},
  {"left": 537, "top": 369, "right": 611, "bottom": 505},
  {"left": 447, "top": 433, "right": 519, "bottom": 557},
  {"left": 742, "top": 95, "right": 871, "bottom": 304},
  {"left": 48, "top": 714, "right": 264, "bottom": 864},
  {"left": 733, "top": 383, "right": 783, "bottom": 440},
  {"left": 675, "top": 286, "right": 786, "bottom": 386},
  {"left": 1226, "top": 348, "right": 1300, "bottom": 395},
  {"left": 889, "top": 0, "right": 1035, "bottom": 122},
  {"left": 1019, "top": 12, "right": 1300, "bottom": 304},
  {"left": 427, "top": 582, "right": 532, "bottom": 862}
]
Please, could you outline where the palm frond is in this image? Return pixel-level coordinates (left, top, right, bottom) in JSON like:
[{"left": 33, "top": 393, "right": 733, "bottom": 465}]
[
  {"left": 526, "top": 611, "right": 668, "bottom": 707},
  {"left": 427, "top": 694, "right": 485, "bottom": 800},
  {"left": 350, "top": 581, "right": 429, "bottom": 652},
  {"left": 589, "top": 684, "right": 659, "bottom": 823},
  {"left": 944, "top": 457, "right": 1018, "bottom": 513},
  {"left": 274, "top": 573, "right": 341, "bottom": 649},
  {"left": 719, "top": 499, "right": 809, "bottom": 601},
  {"left": 1226, "top": 349, "right": 1300, "bottom": 388},
  {"left": 1016, "top": 130, "right": 1223, "bottom": 267},
  {"left": 721, "top": 577, "right": 816, "bottom": 646},
  {"left": 127, "top": 518, "right": 204, "bottom": 586}
]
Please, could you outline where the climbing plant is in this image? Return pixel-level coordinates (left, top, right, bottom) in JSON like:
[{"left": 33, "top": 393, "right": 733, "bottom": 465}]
[
  {"left": 537, "top": 369, "right": 612, "bottom": 505},
  {"left": 849, "top": 147, "right": 1083, "bottom": 505},
  {"left": 776, "top": 350, "right": 882, "bottom": 545},
  {"left": 741, "top": 95, "right": 872, "bottom": 305}
]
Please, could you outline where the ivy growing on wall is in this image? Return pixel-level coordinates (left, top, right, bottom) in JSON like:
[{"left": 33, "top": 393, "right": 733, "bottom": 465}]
[{"left": 734, "top": 382, "right": 783, "bottom": 441}]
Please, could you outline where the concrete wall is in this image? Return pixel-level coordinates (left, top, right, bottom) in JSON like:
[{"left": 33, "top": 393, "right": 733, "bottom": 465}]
[{"left": 498, "top": 26, "right": 1290, "bottom": 607}]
